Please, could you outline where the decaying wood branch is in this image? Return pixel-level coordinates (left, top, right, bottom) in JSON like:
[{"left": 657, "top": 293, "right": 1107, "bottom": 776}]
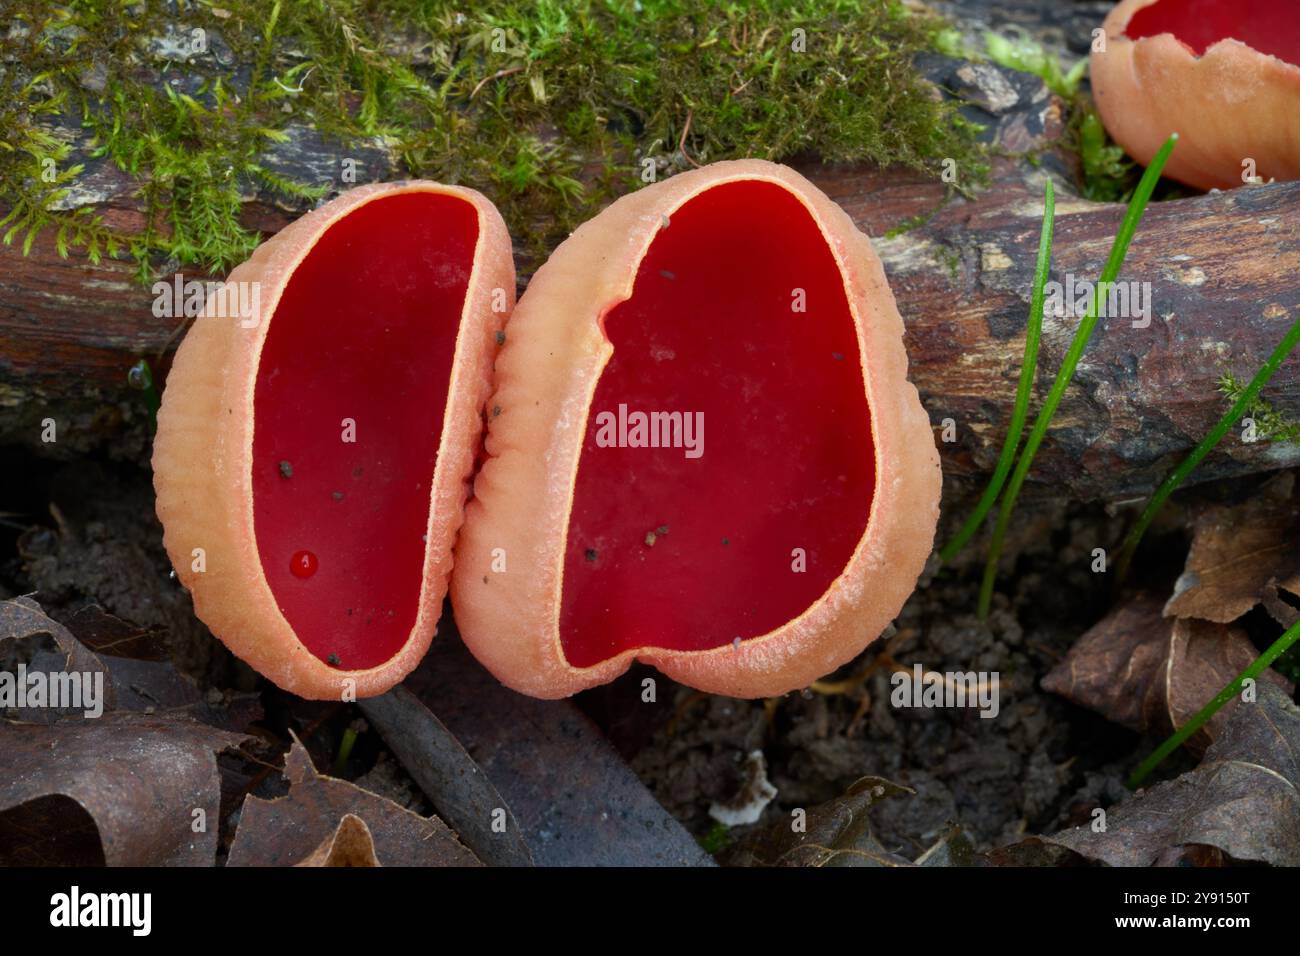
[
  {"left": 2, "top": 52, "right": 1297, "bottom": 500},
  {"left": 825, "top": 164, "right": 1300, "bottom": 501}
]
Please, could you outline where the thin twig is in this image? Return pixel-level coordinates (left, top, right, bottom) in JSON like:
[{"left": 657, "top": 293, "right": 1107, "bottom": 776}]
[
  {"left": 470, "top": 65, "right": 523, "bottom": 100},
  {"left": 678, "top": 109, "right": 702, "bottom": 168}
]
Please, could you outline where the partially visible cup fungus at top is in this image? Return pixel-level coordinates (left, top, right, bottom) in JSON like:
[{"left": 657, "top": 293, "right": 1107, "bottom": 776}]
[
  {"left": 153, "top": 182, "right": 514, "bottom": 699},
  {"left": 1091, "top": 0, "right": 1300, "bottom": 190},
  {"left": 452, "top": 160, "right": 941, "bottom": 699}
]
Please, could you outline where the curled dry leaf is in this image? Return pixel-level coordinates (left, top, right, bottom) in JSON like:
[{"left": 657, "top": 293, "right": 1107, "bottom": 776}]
[
  {"left": 1, "top": 596, "right": 257, "bottom": 865},
  {"left": 1042, "top": 593, "right": 1293, "bottom": 751},
  {"left": 99, "top": 655, "right": 263, "bottom": 732},
  {"left": 1164, "top": 473, "right": 1300, "bottom": 626},
  {"left": 725, "top": 776, "right": 914, "bottom": 867},
  {"left": 0, "top": 712, "right": 247, "bottom": 865},
  {"left": 61, "top": 603, "right": 168, "bottom": 661},
  {"left": 0, "top": 596, "right": 115, "bottom": 723},
  {"left": 294, "top": 814, "right": 379, "bottom": 867},
  {"left": 1046, "top": 682, "right": 1300, "bottom": 867},
  {"left": 915, "top": 824, "right": 977, "bottom": 867},
  {"left": 2, "top": 595, "right": 259, "bottom": 731},
  {"left": 978, "top": 837, "right": 1089, "bottom": 867},
  {"left": 226, "top": 737, "right": 480, "bottom": 867}
]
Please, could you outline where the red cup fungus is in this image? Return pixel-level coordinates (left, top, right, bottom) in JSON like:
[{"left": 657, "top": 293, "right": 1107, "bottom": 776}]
[
  {"left": 452, "top": 160, "right": 940, "bottom": 699},
  {"left": 1091, "top": 0, "right": 1300, "bottom": 190},
  {"left": 153, "top": 182, "right": 514, "bottom": 699}
]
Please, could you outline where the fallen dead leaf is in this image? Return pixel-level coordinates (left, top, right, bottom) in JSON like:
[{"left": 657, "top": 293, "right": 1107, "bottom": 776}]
[
  {"left": 61, "top": 604, "right": 168, "bottom": 661},
  {"left": 227, "top": 737, "right": 481, "bottom": 867},
  {"left": 0, "top": 596, "right": 115, "bottom": 722},
  {"left": 978, "top": 837, "right": 1089, "bottom": 867},
  {"left": 2, "top": 595, "right": 259, "bottom": 731},
  {"left": 1042, "top": 593, "right": 1292, "bottom": 751},
  {"left": 99, "top": 655, "right": 262, "bottom": 732},
  {"left": 1164, "top": 473, "right": 1300, "bottom": 625},
  {"left": 0, "top": 712, "right": 247, "bottom": 865},
  {"left": 1045, "top": 682, "right": 1300, "bottom": 866},
  {"left": 294, "top": 813, "right": 379, "bottom": 867},
  {"left": 915, "top": 823, "right": 977, "bottom": 867},
  {"left": 725, "top": 776, "right": 914, "bottom": 867},
  {"left": 1, "top": 596, "right": 260, "bottom": 865}
]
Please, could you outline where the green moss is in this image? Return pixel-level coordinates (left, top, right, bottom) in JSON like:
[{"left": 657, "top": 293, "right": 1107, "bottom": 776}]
[
  {"left": 1217, "top": 372, "right": 1300, "bottom": 445},
  {"left": 883, "top": 204, "right": 940, "bottom": 240},
  {"left": 1074, "top": 108, "right": 1132, "bottom": 202},
  {"left": 982, "top": 29, "right": 1087, "bottom": 100},
  {"left": 698, "top": 820, "right": 732, "bottom": 854},
  {"left": 932, "top": 241, "right": 960, "bottom": 282},
  {"left": 1, "top": 0, "right": 987, "bottom": 279}
]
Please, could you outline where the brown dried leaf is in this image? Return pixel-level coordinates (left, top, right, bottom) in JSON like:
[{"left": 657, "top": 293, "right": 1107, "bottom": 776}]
[
  {"left": 294, "top": 814, "right": 379, "bottom": 867},
  {"left": 1164, "top": 473, "right": 1300, "bottom": 625},
  {"left": 100, "top": 656, "right": 262, "bottom": 732},
  {"left": 2, "top": 595, "right": 258, "bottom": 733},
  {"left": 978, "top": 837, "right": 1089, "bottom": 867},
  {"left": 62, "top": 604, "right": 169, "bottom": 661},
  {"left": 916, "top": 823, "right": 977, "bottom": 867},
  {"left": 227, "top": 737, "right": 481, "bottom": 867},
  {"left": 0, "top": 596, "right": 115, "bottom": 722},
  {"left": 726, "top": 776, "right": 914, "bottom": 867},
  {"left": 1046, "top": 682, "right": 1300, "bottom": 866},
  {"left": 1041, "top": 594, "right": 1292, "bottom": 751},
  {"left": 0, "top": 712, "right": 247, "bottom": 865}
]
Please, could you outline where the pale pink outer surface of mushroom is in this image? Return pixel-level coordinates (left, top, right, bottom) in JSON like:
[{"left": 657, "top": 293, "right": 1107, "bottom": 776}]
[
  {"left": 451, "top": 159, "right": 941, "bottom": 700},
  {"left": 153, "top": 181, "right": 514, "bottom": 699},
  {"left": 1091, "top": 0, "right": 1300, "bottom": 190}
]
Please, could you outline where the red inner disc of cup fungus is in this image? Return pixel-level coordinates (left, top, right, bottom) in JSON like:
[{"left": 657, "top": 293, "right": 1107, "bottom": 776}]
[
  {"left": 1126, "top": 0, "right": 1300, "bottom": 65},
  {"left": 559, "top": 181, "right": 875, "bottom": 668},
  {"left": 252, "top": 193, "right": 478, "bottom": 670}
]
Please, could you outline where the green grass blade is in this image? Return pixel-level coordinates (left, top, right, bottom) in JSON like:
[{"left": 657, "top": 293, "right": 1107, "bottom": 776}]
[
  {"left": 1127, "top": 615, "right": 1300, "bottom": 788},
  {"left": 939, "top": 178, "right": 1055, "bottom": 563},
  {"left": 1114, "top": 309, "right": 1300, "bottom": 583},
  {"left": 976, "top": 134, "right": 1178, "bottom": 619}
]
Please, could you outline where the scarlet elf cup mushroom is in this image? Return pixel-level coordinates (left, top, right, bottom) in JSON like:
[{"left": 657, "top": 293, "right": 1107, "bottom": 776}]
[
  {"left": 452, "top": 160, "right": 940, "bottom": 699},
  {"left": 1090, "top": 0, "right": 1300, "bottom": 190},
  {"left": 153, "top": 182, "right": 514, "bottom": 699}
]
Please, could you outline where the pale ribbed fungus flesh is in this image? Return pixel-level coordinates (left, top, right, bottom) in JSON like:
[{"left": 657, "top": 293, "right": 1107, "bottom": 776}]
[
  {"left": 153, "top": 182, "right": 514, "bottom": 699},
  {"left": 452, "top": 160, "right": 940, "bottom": 699}
]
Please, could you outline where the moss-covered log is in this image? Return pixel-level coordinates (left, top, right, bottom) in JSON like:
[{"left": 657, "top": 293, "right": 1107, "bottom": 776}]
[
  {"left": 6, "top": 145, "right": 1299, "bottom": 499},
  {"left": 2, "top": 1, "right": 1298, "bottom": 500}
]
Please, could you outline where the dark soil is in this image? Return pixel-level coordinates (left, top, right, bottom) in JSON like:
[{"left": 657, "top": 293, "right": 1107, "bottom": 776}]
[
  {"left": 0, "top": 444, "right": 1196, "bottom": 860},
  {"left": 589, "top": 494, "right": 1193, "bottom": 855}
]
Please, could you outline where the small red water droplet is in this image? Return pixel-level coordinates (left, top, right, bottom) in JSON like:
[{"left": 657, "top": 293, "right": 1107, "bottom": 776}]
[{"left": 290, "top": 550, "right": 318, "bottom": 579}]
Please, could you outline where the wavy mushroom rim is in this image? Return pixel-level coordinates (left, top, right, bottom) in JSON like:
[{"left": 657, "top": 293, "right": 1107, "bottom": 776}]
[
  {"left": 1104, "top": 12, "right": 1300, "bottom": 76},
  {"left": 1107, "top": 0, "right": 1300, "bottom": 70},
  {"left": 156, "top": 181, "right": 512, "bottom": 699},
  {"left": 1092, "top": 0, "right": 1300, "bottom": 190}
]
